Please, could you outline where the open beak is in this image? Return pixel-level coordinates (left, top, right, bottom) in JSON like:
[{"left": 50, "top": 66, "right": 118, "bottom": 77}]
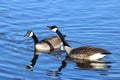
[
  {"left": 47, "top": 26, "right": 52, "bottom": 30},
  {"left": 24, "top": 34, "right": 27, "bottom": 37},
  {"left": 24, "top": 33, "right": 29, "bottom": 37}
]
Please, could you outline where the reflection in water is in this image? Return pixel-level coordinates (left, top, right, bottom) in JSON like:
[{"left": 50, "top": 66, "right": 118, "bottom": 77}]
[
  {"left": 70, "top": 58, "right": 111, "bottom": 70},
  {"left": 26, "top": 50, "right": 63, "bottom": 70},
  {"left": 58, "top": 57, "right": 111, "bottom": 72},
  {"left": 46, "top": 70, "right": 61, "bottom": 77},
  {"left": 46, "top": 57, "right": 111, "bottom": 78},
  {"left": 26, "top": 50, "right": 39, "bottom": 70}
]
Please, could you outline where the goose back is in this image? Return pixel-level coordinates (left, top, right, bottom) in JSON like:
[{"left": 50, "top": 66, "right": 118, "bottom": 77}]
[
  {"left": 69, "top": 46, "right": 110, "bottom": 60},
  {"left": 35, "top": 36, "right": 62, "bottom": 52}
]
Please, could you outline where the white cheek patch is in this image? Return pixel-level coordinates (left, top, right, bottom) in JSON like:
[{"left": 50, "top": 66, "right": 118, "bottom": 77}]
[
  {"left": 29, "top": 32, "right": 33, "bottom": 37},
  {"left": 52, "top": 28, "right": 58, "bottom": 32}
]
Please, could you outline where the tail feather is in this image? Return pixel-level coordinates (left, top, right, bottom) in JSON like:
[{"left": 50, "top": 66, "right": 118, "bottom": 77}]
[{"left": 102, "top": 52, "right": 111, "bottom": 55}]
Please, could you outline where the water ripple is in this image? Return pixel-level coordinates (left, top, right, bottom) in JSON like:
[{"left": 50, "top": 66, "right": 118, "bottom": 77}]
[{"left": 0, "top": 0, "right": 120, "bottom": 80}]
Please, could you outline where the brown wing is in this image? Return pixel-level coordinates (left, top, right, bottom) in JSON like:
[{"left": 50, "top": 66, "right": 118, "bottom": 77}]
[
  {"left": 39, "top": 36, "right": 62, "bottom": 50},
  {"left": 71, "top": 46, "right": 109, "bottom": 55},
  {"left": 69, "top": 46, "right": 110, "bottom": 59},
  {"left": 40, "top": 36, "right": 61, "bottom": 44},
  {"left": 45, "top": 36, "right": 61, "bottom": 46}
]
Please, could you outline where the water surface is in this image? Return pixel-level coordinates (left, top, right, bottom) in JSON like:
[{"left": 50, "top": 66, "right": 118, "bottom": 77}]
[{"left": 0, "top": 0, "right": 120, "bottom": 80}]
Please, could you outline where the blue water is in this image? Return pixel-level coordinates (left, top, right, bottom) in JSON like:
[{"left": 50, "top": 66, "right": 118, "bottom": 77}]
[{"left": 0, "top": 0, "right": 120, "bottom": 80}]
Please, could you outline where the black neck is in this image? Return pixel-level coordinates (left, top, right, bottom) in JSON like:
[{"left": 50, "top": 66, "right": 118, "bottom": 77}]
[
  {"left": 56, "top": 30, "right": 71, "bottom": 47},
  {"left": 32, "top": 33, "right": 39, "bottom": 44},
  {"left": 58, "top": 59, "right": 67, "bottom": 72}
]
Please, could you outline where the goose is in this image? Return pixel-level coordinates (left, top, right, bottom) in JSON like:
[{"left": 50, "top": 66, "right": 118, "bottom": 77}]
[
  {"left": 47, "top": 26, "right": 111, "bottom": 60},
  {"left": 24, "top": 30, "right": 65, "bottom": 53}
]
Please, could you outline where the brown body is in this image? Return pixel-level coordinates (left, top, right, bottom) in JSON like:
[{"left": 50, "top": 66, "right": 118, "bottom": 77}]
[
  {"left": 35, "top": 36, "right": 62, "bottom": 52},
  {"left": 69, "top": 46, "right": 110, "bottom": 60}
]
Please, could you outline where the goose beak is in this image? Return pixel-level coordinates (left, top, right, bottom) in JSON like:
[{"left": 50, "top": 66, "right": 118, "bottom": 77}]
[
  {"left": 24, "top": 34, "right": 28, "bottom": 37},
  {"left": 47, "top": 26, "right": 52, "bottom": 30},
  {"left": 24, "top": 34, "right": 27, "bottom": 37}
]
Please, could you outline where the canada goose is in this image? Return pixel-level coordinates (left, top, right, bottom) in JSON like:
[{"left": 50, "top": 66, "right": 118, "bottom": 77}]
[
  {"left": 24, "top": 30, "right": 64, "bottom": 53},
  {"left": 47, "top": 26, "right": 111, "bottom": 60}
]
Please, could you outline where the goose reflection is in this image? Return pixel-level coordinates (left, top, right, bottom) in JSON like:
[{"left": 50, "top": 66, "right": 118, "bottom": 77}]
[
  {"left": 26, "top": 50, "right": 39, "bottom": 70},
  {"left": 57, "top": 57, "right": 111, "bottom": 72},
  {"left": 75, "top": 60, "right": 111, "bottom": 70},
  {"left": 46, "top": 57, "right": 111, "bottom": 77},
  {"left": 26, "top": 49, "right": 64, "bottom": 70}
]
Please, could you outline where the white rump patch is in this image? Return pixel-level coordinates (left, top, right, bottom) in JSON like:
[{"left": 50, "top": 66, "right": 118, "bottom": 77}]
[
  {"left": 52, "top": 28, "right": 58, "bottom": 32},
  {"left": 89, "top": 53, "right": 106, "bottom": 60},
  {"left": 29, "top": 32, "right": 33, "bottom": 37}
]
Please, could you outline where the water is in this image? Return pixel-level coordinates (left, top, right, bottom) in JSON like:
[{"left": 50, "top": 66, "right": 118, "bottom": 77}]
[{"left": 0, "top": 0, "right": 120, "bottom": 80}]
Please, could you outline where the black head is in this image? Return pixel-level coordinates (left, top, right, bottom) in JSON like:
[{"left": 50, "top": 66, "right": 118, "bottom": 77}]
[
  {"left": 47, "top": 25, "right": 58, "bottom": 32},
  {"left": 24, "top": 30, "right": 33, "bottom": 37}
]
